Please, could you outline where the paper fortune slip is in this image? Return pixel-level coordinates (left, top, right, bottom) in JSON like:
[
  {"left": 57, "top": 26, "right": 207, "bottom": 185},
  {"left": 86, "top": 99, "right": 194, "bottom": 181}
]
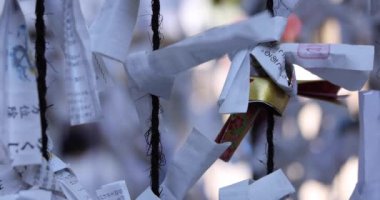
[
  {"left": 124, "top": 11, "right": 287, "bottom": 99},
  {"left": 350, "top": 91, "right": 380, "bottom": 200},
  {"left": 160, "top": 128, "right": 230, "bottom": 200},
  {"left": 62, "top": 0, "right": 102, "bottom": 125},
  {"left": 137, "top": 128, "right": 230, "bottom": 200},
  {"left": 0, "top": 0, "right": 43, "bottom": 166},
  {"left": 219, "top": 170, "right": 295, "bottom": 200},
  {"left": 96, "top": 180, "right": 131, "bottom": 200}
]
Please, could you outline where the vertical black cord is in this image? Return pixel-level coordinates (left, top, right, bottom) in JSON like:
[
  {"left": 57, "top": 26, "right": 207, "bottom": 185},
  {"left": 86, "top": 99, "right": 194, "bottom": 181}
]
[
  {"left": 35, "top": 0, "right": 49, "bottom": 161},
  {"left": 147, "top": 0, "right": 164, "bottom": 196},
  {"left": 265, "top": 0, "right": 275, "bottom": 175},
  {"left": 266, "top": 0, "right": 274, "bottom": 15},
  {"left": 266, "top": 109, "right": 275, "bottom": 174}
]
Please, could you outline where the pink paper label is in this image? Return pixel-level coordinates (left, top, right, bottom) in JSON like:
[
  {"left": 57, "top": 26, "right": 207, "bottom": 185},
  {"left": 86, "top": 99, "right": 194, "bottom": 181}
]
[{"left": 297, "top": 44, "right": 330, "bottom": 59}]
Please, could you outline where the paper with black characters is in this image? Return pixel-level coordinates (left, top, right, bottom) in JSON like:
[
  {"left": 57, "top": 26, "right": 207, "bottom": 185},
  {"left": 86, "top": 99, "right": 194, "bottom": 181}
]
[
  {"left": 62, "top": 0, "right": 102, "bottom": 125},
  {"left": 96, "top": 180, "right": 131, "bottom": 200},
  {"left": 0, "top": 0, "right": 42, "bottom": 166}
]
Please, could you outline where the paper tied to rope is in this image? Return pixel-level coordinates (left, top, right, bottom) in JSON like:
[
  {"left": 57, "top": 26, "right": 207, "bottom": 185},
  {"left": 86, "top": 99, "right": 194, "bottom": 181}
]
[
  {"left": 124, "top": 11, "right": 287, "bottom": 99},
  {"left": 219, "top": 170, "right": 295, "bottom": 200},
  {"left": 62, "top": 0, "right": 102, "bottom": 125},
  {"left": 96, "top": 180, "right": 131, "bottom": 200},
  {"left": 0, "top": 0, "right": 43, "bottom": 166},
  {"left": 220, "top": 43, "right": 374, "bottom": 114},
  {"left": 350, "top": 91, "right": 380, "bottom": 200},
  {"left": 137, "top": 128, "right": 230, "bottom": 200}
]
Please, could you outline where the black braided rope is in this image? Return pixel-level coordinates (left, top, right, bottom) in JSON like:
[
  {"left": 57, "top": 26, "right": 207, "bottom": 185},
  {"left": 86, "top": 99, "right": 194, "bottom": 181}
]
[
  {"left": 147, "top": 0, "right": 165, "bottom": 196},
  {"left": 35, "top": 0, "right": 49, "bottom": 160}
]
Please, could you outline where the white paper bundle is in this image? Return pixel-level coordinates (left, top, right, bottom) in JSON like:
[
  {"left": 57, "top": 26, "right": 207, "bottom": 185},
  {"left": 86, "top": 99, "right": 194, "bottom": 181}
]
[
  {"left": 0, "top": 189, "right": 52, "bottom": 200},
  {"left": 0, "top": 0, "right": 43, "bottom": 166},
  {"left": 219, "top": 170, "right": 295, "bottom": 200},
  {"left": 159, "top": 128, "right": 230, "bottom": 200},
  {"left": 124, "top": 11, "right": 287, "bottom": 99},
  {"left": 96, "top": 180, "right": 131, "bottom": 200},
  {"left": 350, "top": 91, "right": 380, "bottom": 200},
  {"left": 62, "top": 0, "right": 101, "bottom": 125}
]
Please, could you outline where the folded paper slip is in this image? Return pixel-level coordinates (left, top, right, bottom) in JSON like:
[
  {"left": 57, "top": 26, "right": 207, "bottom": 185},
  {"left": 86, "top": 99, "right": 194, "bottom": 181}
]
[
  {"left": 219, "top": 170, "right": 295, "bottom": 200},
  {"left": 124, "top": 11, "right": 287, "bottom": 99}
]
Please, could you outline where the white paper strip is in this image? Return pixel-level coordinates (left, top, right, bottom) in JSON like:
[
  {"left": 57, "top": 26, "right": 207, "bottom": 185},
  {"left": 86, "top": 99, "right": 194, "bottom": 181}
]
[
  {"left": 218, "top": 50, "right": 251, "bottom": 114},
  {"left": 350, "top": 91, "right": 380, "bottom": 200},
  {"left": 124, "top": 11, "right": 287, "bottom": 99},
  {"left": 90, "top": 0, "right": 140, "bottom": 62},
  {"left": 0, "top": 0, "right": 42, "bottom": 166},
  {"left": 63, "top": 0, "right": 102, "bottom": 125},
  {"left": 96, "top": 180, "right": 131, "bottom": 200},
  {"left": 284, "top": 43, "right": 374, "bottom": 90},
  {"left": 219, "top": 170, "right": 295, "bottom": 200},
  {"left": 160, "top": 128, "right": 231, "bottom": 200}
]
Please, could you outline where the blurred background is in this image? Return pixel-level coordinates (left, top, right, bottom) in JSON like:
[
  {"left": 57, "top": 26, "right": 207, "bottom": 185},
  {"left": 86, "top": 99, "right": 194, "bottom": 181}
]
[{"left": 9, "top": 0, "right": 380, "bottom": 199}]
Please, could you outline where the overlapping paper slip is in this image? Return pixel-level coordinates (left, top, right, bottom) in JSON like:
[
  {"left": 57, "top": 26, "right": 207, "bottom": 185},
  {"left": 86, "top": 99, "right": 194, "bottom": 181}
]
[
  {"left": 219, "top": 43, "right": 374, "bottom": 114},
  {"left": 124, "top": 11, "right": 287, "bottom": 99},
  {"left": 0, "top": 189, "right": 52, "bottom": 200},
  {"left": 158, "top": 128, "right": 230, "bottom": 200},
  {"left": 90, "top": 0, "right": 139, "bottom": 62},
  {"left": 63, "top": 0, "right": 102, "bottom": 125},
  {"left": 350, "top": 91, "right": 380, "bottom": 200},
  {"left": 19, "top": 155, "right": 67, "bottom": 191},
  {"left": 0, "top": 164, "right": 27, "bottom": 196},
  {"left": 55, "top": 169, "right": 93, "bottom": 200},
  {"left": 96, "top": 180, "right": 131, "bottom": 200},
  {"left": 0, "top": 0, "right": 42, "bottom": 166},
  {"left": 219, "top": 170, "right": 294, "bottom": 200}
]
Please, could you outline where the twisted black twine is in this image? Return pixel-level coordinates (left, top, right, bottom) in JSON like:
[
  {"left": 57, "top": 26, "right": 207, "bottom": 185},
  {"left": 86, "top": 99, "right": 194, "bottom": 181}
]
[
  {"left": 266, "top": 110, "right": 275, "bottom": 174},
  {"left": 35, "top": 0, "right": 49, "bottom": 160},
  {"left": 266, "top": 0, "right": 274, "bottom": 15},
  {"left": 146, "top": 0, "right": 165, "bottom": 196}
]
